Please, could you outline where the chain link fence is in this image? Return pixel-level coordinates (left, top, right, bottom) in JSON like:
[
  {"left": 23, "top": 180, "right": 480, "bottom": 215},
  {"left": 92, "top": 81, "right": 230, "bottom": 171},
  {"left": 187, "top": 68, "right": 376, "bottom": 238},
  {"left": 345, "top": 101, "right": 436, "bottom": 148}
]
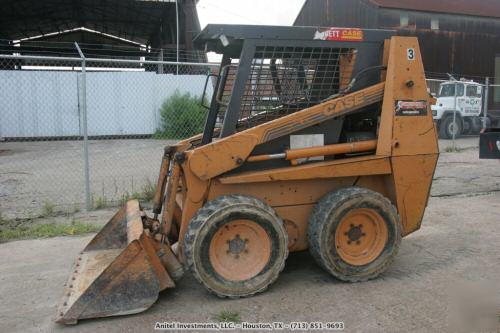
[
  {"left": 0, "top": 53, "right": 218, "bottom": 219},
  {"left": 1, "top": 52, "right": 498, "bottom": 219}
]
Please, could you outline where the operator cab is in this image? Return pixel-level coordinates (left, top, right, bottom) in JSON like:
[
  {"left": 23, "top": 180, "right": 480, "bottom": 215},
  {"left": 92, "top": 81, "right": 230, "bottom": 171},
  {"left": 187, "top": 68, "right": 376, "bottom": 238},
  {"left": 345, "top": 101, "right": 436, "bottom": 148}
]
[{"left": 193, "top": 24, "right": 395, "bottom": 148}]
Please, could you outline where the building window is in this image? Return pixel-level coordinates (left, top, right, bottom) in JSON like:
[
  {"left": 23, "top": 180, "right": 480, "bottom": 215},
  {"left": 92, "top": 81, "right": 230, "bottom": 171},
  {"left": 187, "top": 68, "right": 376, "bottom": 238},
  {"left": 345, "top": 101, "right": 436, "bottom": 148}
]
[
  {"left": 400, "top": 14, "right": 409, "bottom": 27},
  {"left": 495, "top": 56, "right": 500, "bottom": 103},
  {"left": 431, "top": 18, "right": 439, "bottom": 30}
]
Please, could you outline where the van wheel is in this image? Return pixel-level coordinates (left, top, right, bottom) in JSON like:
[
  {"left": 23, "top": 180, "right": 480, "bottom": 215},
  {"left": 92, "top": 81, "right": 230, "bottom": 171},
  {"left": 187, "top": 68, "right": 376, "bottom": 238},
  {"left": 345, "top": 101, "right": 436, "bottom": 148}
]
[
  {"left": 439, "top": 115, "right": 462, "bottom": 139},
  {"left": 308, "top": 187, "right": 401, "bottom": 282}
]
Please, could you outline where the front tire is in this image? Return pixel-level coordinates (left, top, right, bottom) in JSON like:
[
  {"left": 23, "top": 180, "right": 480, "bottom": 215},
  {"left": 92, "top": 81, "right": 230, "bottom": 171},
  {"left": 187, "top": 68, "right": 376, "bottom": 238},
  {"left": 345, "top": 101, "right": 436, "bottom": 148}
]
[
  {"left": 307, "top": 187, "right": 401, "bottom": 282},
  {"left": 184, "top": 195, "right": 288, "bottom": 298},
  {"left": 439, "top": 115, "right": 462, "bottom": 139}
]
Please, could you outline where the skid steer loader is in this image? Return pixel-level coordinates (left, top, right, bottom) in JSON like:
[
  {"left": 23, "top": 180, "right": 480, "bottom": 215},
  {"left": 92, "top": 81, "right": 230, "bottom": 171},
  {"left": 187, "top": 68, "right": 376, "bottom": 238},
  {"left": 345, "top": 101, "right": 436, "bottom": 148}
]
[{"left": 56, "top": 25, "right": 438, "bottom": 324}]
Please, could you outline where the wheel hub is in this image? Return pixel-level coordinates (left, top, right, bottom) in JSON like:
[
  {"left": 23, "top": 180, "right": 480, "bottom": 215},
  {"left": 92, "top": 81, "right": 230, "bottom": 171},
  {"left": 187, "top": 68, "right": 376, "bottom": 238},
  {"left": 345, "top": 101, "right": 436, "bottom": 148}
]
[
  {"left": 227, "top": 234, "right": 248, "bottom": 256},
  {"left": 334, "top": 208, "right": 389, "bottom": 266},
  {"left": 345, "top": 224, "right": 366, "bottom": 244},
  {"left": 449, "top": 122, "right": 459, "bottom": 135},
  {"left": 209, "top": 220, "right": 271, "bottom": 281}
]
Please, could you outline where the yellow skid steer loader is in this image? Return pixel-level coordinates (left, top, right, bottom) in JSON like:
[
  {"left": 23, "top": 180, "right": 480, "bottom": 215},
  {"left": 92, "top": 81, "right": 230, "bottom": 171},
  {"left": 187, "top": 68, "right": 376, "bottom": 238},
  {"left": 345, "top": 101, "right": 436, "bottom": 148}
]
[{"left": 56, "top": 24, "right": 438, "bottom": 324}]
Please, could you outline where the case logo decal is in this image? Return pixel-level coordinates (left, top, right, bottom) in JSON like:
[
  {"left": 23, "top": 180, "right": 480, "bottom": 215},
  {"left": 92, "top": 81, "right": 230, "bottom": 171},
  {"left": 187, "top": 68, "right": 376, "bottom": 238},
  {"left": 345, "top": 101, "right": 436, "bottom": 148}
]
[{"left": 314, "top": 28, "right": 364, "bottom": 42}]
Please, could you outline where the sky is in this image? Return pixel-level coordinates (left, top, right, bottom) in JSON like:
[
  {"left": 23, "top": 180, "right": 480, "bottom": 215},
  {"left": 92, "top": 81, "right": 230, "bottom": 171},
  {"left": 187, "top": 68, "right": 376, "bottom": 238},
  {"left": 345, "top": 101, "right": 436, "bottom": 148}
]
[{"left": 196, "top": 0, "right": 306, "bottom": 28}]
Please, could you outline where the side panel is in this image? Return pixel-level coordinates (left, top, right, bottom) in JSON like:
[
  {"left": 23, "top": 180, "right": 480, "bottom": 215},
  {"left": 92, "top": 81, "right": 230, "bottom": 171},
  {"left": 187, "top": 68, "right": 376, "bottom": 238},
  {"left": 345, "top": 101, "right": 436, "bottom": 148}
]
[
  {"left": 275, "top": 204, "right": 313, "bottom": 252},
  {"left": 378, "top": 37, "right": 439, "bottom": 235},
  {"left": 377, "top": 37, "right": 439, "bottom": 157},
  {"left": 208, "top": 178, "right": 357, "bottom": 207},
  {"left": 391, "top": 154, "right": 439, "bottom": 235},
  {"left": 208, "top": 174, "right": 394, "bottom": 252},
  {"left": 218, "top": 156, "right": 391, "bottom": 184}
]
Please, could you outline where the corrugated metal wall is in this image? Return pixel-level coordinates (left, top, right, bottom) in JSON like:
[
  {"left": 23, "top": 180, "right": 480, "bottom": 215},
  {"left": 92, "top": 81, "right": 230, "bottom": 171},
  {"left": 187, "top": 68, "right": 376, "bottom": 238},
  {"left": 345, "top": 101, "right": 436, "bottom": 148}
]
[{"left": 294, "top": 0, "right": 500, "bottom": 111}]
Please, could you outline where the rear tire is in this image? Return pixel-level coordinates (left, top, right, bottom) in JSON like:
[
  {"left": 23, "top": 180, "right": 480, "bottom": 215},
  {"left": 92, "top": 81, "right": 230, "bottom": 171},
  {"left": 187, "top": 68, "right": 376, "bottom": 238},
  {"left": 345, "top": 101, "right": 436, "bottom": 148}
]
[
  {"left": 184, "top": 195, "right": 288, "bottom": 298},
  {"left": 307, "top": 187, "right": 401, "bottom": 282},
  {"left": 439, "top": 115, "right": 462, "bottom": 139},
  {"left": 464, "top": 117, "right": 482, "bottom": 135}
]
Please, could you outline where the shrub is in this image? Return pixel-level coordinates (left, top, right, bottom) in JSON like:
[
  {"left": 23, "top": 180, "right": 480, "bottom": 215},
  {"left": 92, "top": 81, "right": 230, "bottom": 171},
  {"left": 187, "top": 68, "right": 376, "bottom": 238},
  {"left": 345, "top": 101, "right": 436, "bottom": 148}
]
[{"left": 156, "top": 90, "right": 207, "bottom": 139}]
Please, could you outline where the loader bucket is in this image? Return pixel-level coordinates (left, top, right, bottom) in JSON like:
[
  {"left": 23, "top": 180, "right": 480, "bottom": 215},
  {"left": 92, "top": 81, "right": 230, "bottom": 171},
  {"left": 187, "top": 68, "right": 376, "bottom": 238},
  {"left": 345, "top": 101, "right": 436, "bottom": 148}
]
[{"left": 55, "top": 200, "right": 175, "bottom": 325}]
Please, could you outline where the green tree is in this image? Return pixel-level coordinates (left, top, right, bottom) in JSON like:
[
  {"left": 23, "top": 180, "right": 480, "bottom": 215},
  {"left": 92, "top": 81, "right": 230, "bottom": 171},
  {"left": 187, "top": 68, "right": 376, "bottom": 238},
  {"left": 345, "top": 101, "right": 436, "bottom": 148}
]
[{"left": 156, "top": 90, "right": 207, "bottom": 139}]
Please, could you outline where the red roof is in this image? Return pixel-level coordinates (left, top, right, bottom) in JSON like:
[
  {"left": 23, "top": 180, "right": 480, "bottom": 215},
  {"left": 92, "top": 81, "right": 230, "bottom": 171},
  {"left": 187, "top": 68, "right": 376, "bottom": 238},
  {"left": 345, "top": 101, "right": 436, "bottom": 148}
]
[{"left": 369, "top": 0, "right": 500, "bottom": 19}]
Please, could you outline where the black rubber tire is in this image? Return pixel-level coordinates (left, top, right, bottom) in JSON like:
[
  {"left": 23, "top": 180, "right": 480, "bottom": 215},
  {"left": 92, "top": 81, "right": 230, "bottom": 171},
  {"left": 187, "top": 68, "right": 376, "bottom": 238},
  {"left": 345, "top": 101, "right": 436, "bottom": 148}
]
[
  {"left": 184, "top": 195, "right": 288, "bottom": 298},
  {"left": 465, "top": 117, "right": 482, "bottom": 135},
  {"left": 307, "top": 187, "right": 401, "bottom": 282},
  {"left": 439, "top": 115, "right": 462, "bottom": 139}
]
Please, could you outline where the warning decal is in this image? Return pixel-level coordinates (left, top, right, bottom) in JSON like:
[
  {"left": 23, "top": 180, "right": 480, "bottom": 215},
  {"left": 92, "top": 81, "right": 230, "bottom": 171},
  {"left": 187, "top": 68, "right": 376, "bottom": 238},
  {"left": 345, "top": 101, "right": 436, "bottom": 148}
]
[{"left": 395, "top": 100, "right": 428, "bottom": 116}]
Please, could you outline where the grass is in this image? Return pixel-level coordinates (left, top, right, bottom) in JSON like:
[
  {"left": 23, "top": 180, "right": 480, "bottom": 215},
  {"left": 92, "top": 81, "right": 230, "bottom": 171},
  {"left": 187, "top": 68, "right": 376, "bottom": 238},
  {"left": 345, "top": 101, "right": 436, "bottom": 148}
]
[
  {"left": 41, "top": 201, "right": 56, "bottom": 217},
  {"left": 91, "top": 179, "right": 154, "bottom": 210},
  {"left": 444, "top": 145, "right": 462, "bottom": 153},
  {"left": 118, "top": 178, "right": 156, "bottom": 207},
  {"left": 93, "top": 196, "right": 107, "bottom": 210},
  {"left": 140, "top": 178, "right": 156, "bottom": 202},
  {"left": 214, "top": 310, "right": 241, "bottom": 323},
  {"left": 71, "top": 203, "right": 81, "bottom": 214},
  {"left": 153, "top": 130, "right": 172, "bottom": 140},
  {"left": 0, "top": 220, "right": 100, "bottom": 242},
  {"left": 119, "top": 193, "right": 131, "bottom": 206}
]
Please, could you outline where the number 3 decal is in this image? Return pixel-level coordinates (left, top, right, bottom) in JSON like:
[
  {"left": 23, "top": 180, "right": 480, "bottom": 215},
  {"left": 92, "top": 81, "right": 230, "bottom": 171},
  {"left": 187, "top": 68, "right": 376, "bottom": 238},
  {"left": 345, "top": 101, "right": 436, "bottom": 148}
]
[{"left": 407, "top": 48, "right": 415, "bottom": 60}]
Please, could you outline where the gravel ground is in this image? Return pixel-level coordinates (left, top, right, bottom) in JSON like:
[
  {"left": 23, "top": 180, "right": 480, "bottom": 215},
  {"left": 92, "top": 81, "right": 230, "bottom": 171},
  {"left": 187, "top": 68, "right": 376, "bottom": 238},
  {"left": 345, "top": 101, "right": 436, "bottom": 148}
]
[
  {"left": 1, "top": 136, "right": 497, "bottom": 218},
  {"left": 0, "top": 139, "right": 175, "bottom": 219},
  {"left": 0, "top": 136, "right": 499, "bottom": 332}
]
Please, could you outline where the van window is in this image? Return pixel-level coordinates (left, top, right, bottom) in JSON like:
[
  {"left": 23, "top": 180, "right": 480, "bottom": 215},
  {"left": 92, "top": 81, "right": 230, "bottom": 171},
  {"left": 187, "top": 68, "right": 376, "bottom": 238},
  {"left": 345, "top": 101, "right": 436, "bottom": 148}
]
[
  {"left": 456, "top": 83, "right": 464, "bottom": 96},
  {"left": 439, "top": 84, "right": 455, "bottom": 97},
  {"left": 466, "top": 85, "right": 481, "bottom": 98}
]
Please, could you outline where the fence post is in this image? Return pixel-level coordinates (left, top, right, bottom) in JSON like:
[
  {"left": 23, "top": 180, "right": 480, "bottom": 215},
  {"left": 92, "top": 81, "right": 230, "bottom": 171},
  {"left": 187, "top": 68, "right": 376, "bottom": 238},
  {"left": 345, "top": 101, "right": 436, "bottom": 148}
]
[
  {"left": 452, "top": 82, "right": 457, "bottom": 149},
  {"left": 483, "top": 77, "right": 490, "bottom": 130},
  {"left": 75, "top": 42, "right": 92, "bottom": 211},
  {"left": 158, "top": 48, "right": 164, "bottom": 74}
]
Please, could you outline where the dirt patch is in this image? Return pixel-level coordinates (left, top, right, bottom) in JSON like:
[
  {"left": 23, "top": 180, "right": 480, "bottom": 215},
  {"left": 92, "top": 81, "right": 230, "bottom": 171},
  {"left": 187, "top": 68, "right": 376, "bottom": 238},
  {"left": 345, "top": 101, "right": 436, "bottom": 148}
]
[{"left": 0, "top": 149, "right": 13, "bottom": 156}]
